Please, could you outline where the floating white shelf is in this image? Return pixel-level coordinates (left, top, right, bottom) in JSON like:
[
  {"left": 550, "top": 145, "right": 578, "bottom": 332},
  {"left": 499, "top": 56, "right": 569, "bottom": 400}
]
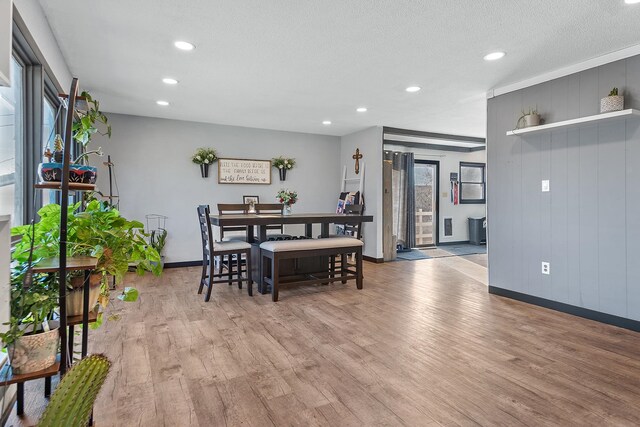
[{"left": 506, "top": 109, "right": 640, "bottom": 136}]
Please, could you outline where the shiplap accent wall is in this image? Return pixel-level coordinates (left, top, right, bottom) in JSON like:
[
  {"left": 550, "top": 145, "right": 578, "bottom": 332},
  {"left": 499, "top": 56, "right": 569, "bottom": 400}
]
[{"left": 487, "top": 55, "right": 640, "bottom": 321}]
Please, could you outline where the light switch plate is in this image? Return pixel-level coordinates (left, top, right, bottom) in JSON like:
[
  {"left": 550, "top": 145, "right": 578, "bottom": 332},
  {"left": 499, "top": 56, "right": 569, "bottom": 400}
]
[
  {"left": 541, "top": 180, "right": 550, "bottom": 192},
  {"left": 541, "top": 262, "right": 550, "bottom": 275}
]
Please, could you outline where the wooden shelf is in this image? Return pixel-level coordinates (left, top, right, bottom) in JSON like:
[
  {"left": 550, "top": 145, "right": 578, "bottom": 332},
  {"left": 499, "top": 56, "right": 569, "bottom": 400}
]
[
  {"left": 35, "top": 182, "right": 96, "bottom": 191},
  {"left": 32, "top": 256, "right": 98, "bottom": 273},
  {"left": 0, "top": 360, "right": 59, "bottom": 386},
  {"left": 67, "top": 309, "right": 99, "bottom": 326},
  {"left": 506, "top": 109, "right": 640, "bottom": 136}
]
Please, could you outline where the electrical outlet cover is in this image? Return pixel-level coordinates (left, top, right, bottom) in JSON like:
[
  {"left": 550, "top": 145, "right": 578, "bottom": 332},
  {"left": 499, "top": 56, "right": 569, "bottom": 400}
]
[{"left": 541, "top": 262, "right": 550, "bottom": 275}]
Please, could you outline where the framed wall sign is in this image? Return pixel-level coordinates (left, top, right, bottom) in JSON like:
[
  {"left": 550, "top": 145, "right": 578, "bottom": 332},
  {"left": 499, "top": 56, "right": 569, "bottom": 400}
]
[{"left": 218, "top": 158, "right": 271, "bottom": 184}]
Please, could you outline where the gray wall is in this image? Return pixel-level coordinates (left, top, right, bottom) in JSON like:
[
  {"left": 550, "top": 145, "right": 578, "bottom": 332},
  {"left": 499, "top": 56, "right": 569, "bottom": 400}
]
[
  {"left": 93, "top": 114, "right": 341, "bottom": 263},
  {"left": 487, "top": 55, "right": 640, "bottom": 321},
  {"left": 340, "top": 126, "right": 383, "bottom": 259}
]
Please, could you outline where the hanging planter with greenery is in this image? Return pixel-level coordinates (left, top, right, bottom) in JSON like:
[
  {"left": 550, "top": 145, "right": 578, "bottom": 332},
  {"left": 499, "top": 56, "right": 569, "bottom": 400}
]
[
  {"left": 272, "top": 156, "right": 296, "bottom": 181},
  {"left": 39, "top": 91, "right": 110, "bottom": 184},
  {"left": 192, "top": 148, "right": 218, "bottom": 178}
]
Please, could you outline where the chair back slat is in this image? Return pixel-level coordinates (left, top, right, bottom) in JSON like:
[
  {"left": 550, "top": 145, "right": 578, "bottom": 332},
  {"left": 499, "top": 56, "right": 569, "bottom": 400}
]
[
  {"left": 197, "top": 204, "right": 215, "bottom": 257},
  {"left": 217, "top": 203, "right": 249, "bottom": 239},
  {"left": 341, "top": 204, "right": 364, "bottom": 239},
  {"left": 255, "top": 203, "right": 285, "bottom": 232}
]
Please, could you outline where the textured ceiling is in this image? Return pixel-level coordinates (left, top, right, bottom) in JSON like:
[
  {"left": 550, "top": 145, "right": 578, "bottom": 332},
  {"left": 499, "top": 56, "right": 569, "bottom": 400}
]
[{"left": 39, "top": 0, "right": 640, "bottom": 137}]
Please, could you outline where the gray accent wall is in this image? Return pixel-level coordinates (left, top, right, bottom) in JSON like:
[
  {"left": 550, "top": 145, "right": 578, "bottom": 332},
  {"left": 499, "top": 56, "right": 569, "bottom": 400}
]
[
  {"left": 93, "top": 114, "right": 341, "bottom": 264},
  {"left": 487, "top": 55, "right": 640, "bottom": 322}
]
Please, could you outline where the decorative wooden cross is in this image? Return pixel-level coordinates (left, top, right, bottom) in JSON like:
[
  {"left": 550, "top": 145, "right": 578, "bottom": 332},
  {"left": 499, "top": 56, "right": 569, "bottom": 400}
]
[{"left": 352, "top": 148, "right": 363, "bottom": 175}]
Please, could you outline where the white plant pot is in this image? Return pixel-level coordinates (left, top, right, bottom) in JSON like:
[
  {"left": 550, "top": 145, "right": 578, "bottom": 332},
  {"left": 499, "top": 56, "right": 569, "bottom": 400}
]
[
  {"left": 600, "top": 95, "right": 624, "bottom": 113},
  {"left": 66, "top": 277, "right": 101, "bottom": 316},
  {"left": 524, "top": 114, "right": 540, "bottom": 128},
  {"left": 7, "top": 328, "right": 59, "bottom": 374}
]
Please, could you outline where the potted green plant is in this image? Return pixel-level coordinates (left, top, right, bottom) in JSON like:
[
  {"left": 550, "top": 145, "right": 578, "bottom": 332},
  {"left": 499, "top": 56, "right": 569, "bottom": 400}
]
[
  {"left": 191, "top": 148, "right": 218, "bottom": 178},
  {"left": 516, "top": 107, "right": 540, "bottom": 129},
  {"left": 150, "top": 228, "right": 167, "bottom": 269},
  {"left": 0, "top": 266, "right": 59, "bottom": 374},
  {"left": 11, "top": 200, "right": 162, "bottom": 319},
  {"left": 601, "top": 87, "right": 624, "bottom": 113},
  {"left": 39, "top": 91, "right": 110, "bottom": 185},
  {"left": 272, "top": 156, "right": 296, "bottom": 181},
  {"left": 276, "top": 189, "right": 298, "bottom": 215}
]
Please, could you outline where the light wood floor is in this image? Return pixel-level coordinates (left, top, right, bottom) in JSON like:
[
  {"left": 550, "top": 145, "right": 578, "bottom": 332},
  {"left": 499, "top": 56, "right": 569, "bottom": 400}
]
[{"left": 9, "top": 255, "right": 640, "bottom": 426}]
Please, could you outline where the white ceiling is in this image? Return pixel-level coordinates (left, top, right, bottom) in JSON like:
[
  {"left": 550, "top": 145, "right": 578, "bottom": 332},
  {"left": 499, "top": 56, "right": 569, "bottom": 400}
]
[{"left": 39, "top": 0, "right": 640, "bottom": 138}]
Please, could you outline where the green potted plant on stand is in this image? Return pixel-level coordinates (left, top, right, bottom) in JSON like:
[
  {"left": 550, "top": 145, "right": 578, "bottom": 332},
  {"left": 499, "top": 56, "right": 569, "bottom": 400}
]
[
  {"left": 191, "top": 148, "right": 218, "bottom": 178},
  {"left": 0, "top": 266, "right": 60, "bottom": 374},
  {"left": 272, "top": 156, "right": 296, "bottom": 181}
]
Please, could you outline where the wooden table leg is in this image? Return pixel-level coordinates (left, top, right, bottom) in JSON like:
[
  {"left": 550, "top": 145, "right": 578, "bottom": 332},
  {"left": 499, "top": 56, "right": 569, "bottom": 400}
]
[
  {"left": 305, "top": 224, "right": 312, "bottom": 238},
  {"left": 321, "top": 223, "right": 329, "bottom": 238}
]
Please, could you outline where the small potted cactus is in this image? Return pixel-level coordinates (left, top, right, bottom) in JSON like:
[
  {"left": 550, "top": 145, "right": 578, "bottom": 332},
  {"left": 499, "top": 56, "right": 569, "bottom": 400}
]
[
  {"left": 516, "top": 107, "right": 540, "bottom": 129},
  {"left": 601, "top": 87, "right": 624, "bottom": 113}
]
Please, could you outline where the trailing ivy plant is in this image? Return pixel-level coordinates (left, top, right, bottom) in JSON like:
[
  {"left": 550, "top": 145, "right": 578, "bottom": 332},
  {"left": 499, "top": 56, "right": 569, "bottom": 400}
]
[{"left": 72, "top": 91, "right": 111, "bottom": 146}]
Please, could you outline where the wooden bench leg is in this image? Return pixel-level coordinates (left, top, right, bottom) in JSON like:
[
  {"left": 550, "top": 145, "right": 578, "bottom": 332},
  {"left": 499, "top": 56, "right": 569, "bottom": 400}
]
[
  {"left": 271, "top": 255, "right": 279, "bottom": 302},
  {"left": 237, "top": 253, "right": 243, "bottom": 290},
  {"left": 356, "top": 248, "right": 363, "bottom": 289},
  {"left": 341, "top": 253, "right": 348, "bottom": 284},
  {"left": 246, "top": 250, "right": 253, "bottom": 296},
  {"left": 17, "top": 382, "right": 24, "bottom": 416}
]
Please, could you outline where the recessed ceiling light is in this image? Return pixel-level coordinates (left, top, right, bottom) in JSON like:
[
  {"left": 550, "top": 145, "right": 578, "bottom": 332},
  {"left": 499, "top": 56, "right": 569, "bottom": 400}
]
[
  {"left": 162, "top": 78, "right": 179, "bottom": 85},
  {"left": 156, "top": 100, "right": 169, "bottom": 106},
  {"left": 625, "top": 0, "right": 640, "bottom": 4},
  {"left": 356, "top": 107, "right": 368, "bottom": 112},
  {"left": 405, "top": 86, "right": 421, "bottom": 93},
  {"left": 322, "top": 120, "right": 332, "bottom": 125},
  {"left": 174, "top": 41, "right": 195, "bottom": 51},
  {"left": 484, "top": 51, "right": 506, "bottom": 61}
]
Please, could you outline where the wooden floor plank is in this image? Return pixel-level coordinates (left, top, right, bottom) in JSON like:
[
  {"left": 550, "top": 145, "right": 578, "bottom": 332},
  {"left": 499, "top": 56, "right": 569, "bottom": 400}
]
[{"left": 7, "top": 255, "right": 640, "bottom": 426}]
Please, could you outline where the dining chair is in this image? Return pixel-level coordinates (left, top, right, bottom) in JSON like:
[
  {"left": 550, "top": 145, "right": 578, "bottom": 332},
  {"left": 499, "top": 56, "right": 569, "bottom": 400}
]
[
  {"left": 255, "top": 203, "right": 291, "bottom": 240},
  {"left": 197, "top": 205, "right": 252, "bottom": 301},
  {"left": 217, "top": 203, "right": 250, "bottom": 241}
]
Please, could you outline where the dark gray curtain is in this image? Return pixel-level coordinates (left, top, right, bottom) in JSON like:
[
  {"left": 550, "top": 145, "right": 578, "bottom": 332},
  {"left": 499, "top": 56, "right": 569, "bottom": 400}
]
[{"left": 384, "top": 151, "right": 415, "bottom": 250}]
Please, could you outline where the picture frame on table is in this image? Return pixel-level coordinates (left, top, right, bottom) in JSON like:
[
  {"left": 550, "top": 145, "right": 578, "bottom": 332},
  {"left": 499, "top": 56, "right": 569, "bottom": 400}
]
[{"left": 243, "top": 195, "right": 259, "bottom": 205}]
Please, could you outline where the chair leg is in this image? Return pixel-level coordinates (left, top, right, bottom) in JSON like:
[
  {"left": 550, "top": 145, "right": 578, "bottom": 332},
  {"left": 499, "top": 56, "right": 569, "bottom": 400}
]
[
  {"left": 198, "top": 253, "right": 208, "bottom": 294},
  {"left": 205, "top": 254, "right": 215, "bottom": 302},
  {"left": 330, "top": 256, "right": 335, "bottom": 281},
  {"left": 227, "top": 255, "right": 233, "bottom": 285},
  {"left": 246, "top": 250, "right": 253, "bottom": 296},
  {"left": 271, "top": 255, "right": 279, "bottom": 302},
  {"left": 44, "top": 376, "right": 51, "bottom": 398},
  {"left": 356, "top": 249, "right": 363, "bottom": 289}
]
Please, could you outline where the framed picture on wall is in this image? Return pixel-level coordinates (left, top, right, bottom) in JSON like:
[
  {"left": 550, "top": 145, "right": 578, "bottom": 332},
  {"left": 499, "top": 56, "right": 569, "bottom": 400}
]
[{"left": 218, "top": 158, "right": 271, "bottom": 184}]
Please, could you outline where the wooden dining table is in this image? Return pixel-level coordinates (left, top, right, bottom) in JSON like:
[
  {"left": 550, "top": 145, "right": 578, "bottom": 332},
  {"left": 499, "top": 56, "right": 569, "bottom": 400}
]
[
  {"left": 209, "top": 212, "right": 374, "bottom": 243},
  {"left": 209, "top": 212, "right": 373, "bottom": 292}
]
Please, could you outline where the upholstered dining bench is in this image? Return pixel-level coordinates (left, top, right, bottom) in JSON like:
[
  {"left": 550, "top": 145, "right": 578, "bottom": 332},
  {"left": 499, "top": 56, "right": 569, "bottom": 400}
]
[{"left": 259, "top": 237, "right": 363, "bottom": 301}]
